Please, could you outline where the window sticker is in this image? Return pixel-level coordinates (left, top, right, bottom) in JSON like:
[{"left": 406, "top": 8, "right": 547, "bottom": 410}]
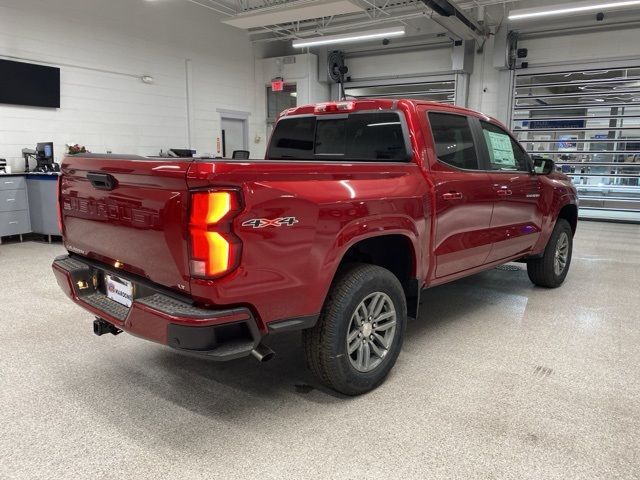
[{"left": 485, "top": 131, "right": 516, "bottom": 168}]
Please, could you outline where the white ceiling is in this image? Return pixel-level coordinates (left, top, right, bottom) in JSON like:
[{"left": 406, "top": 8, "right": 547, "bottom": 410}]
[
  {"left": 194, "top": 0, "right": 522, "bottom": 41},
  {"left": 220, "top": 0, "right": 365, "bottom": 28},
  {"left": 186, "top": 0, "right": 640, "bottom": 46}
]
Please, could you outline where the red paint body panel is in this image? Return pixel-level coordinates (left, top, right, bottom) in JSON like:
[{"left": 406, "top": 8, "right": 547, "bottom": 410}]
[
  {"left": 55, "top": 99, "right": 577, "bottom": 347},
  {"left": 59, "top": 157, "right": 192, "bottom": 292},
  {"left": 485, "top": 172, "right": 543, "bottom": 263},
  {"left": 186, "top": 160, "right": 428, "bottom": 327}
]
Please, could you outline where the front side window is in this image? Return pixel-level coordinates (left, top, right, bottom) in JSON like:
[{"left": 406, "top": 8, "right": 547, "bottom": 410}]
[
  {"left": 481, "top": 121, "right": 530, "bottom": 172},
  {"left": 428, "top": 112, "right": 479, "bottom": 170},
  {"left": 267, "top": 112, "right": 409, "bottom": 162}
]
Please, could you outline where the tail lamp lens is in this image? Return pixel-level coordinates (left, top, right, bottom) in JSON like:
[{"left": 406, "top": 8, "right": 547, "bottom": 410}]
[
  {"left": 191, "top": 191, "right": 233, "bottom": 225},
  {"left": 189, "top": 191, "right": 241, "bottom": 278},
  {"left": 57, "top": 175, "right": 64, "bottom": 235}
]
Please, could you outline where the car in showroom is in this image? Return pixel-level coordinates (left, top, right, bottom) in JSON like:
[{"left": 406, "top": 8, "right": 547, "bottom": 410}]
[{"left": 52, "top": 99, "right": 578, "bottom": 395}]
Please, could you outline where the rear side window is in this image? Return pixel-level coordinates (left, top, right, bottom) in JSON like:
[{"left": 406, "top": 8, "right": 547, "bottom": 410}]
[
  {"left": 268, "top": 116, "right": 316, "bottom": 159},
  {"left": 480, "top": 121, "right": 530, "bottom": 172},
  {"left": 316, "top": 119, "right": 346, "bottom": 157},
  {"left": 428, "top": 112, "right": 479, "bottom": 170},
  {"left": 267, "top": 112, "right": 409, "bottom": 162}
]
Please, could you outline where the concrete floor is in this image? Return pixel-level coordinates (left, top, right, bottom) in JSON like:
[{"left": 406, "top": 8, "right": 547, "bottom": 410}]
[{"left": 1, "top": 221, "right": 639, "bottom": 479}]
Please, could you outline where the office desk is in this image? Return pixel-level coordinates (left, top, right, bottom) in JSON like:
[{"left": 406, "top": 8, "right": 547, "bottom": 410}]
[
  {"left": 27, "top": 174, "right": 61, "bottom": 241},
  {"left": 0, "top": 173, "right": 61, "bottom": 244}
]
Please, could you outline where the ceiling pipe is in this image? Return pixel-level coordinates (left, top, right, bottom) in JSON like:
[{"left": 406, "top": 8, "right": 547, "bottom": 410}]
[{"left": 251, "top": 11, "right": 432, "bottom": 43}]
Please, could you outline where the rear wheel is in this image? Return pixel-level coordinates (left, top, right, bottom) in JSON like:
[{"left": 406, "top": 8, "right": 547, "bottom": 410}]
[
  {"left": 303, "top": 264, "right": 407, "bottom": 395},
  {"left": 527, "top": 218, "right": 573, "bottom": 288}
]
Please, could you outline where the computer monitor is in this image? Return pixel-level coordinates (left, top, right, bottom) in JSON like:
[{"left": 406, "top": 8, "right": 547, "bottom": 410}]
[
  {"left": 36, "top": 142, "right": 54, "bottom": 162},
  {"left": 34, "top": 142, "right": 57, "bottom": 172}
]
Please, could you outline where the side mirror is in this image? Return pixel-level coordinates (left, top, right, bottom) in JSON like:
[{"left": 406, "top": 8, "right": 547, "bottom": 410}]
[{"left": 533, "top": 156, "right": 555, "bottom": 175}]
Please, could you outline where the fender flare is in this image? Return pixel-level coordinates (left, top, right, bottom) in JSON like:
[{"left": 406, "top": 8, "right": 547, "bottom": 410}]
[
  {"left": 317, "top": 215, "right": 423, "bottom": 318},
  {"left": 533, "top": 193, "right": 578, "bottom": 254}
]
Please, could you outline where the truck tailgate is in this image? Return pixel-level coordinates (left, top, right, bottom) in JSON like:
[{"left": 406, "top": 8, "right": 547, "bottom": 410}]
[{"left": 60, "top": 154, "right": 192, "bottom": 293}]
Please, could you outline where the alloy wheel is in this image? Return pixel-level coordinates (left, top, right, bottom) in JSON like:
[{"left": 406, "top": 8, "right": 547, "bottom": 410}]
[
  {"left": 554, "top": 232, "right": 569, "bottom": 276},
  {"left": 346, "top": 292, "right": 397, "bottom": 373}
]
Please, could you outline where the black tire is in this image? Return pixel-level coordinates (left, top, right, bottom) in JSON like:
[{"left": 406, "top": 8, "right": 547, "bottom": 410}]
[
  {"left": 527, "top": 218, "right": 573, "bottom": 288},
  {"left": 303, "top": 264, "right": 407, "bottom": 396}
]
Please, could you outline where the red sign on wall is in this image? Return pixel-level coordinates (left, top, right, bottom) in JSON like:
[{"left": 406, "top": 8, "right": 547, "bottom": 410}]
[{"left": 271, "top": 78, "right": 284, "bottom": 92}]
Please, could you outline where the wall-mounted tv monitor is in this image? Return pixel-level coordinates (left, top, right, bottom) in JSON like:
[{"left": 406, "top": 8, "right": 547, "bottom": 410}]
[{"left": 0, "top": 59, "right": 60, "bottom": 108}]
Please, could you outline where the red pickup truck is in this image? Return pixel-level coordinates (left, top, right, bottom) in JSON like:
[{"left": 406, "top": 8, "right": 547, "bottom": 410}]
[{"left": 52, "top": 99, "right": 578, "bottom": 395}]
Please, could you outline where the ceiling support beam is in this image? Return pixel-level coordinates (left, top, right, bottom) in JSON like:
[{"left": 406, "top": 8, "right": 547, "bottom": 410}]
[{"left": 421, "top": 0, "right": 486, "bottom": 41}]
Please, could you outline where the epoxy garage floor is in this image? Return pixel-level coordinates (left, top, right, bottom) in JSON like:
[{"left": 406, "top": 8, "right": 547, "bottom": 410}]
[{"left": 1, "top": 221, "right": 639, "bottom": 479}]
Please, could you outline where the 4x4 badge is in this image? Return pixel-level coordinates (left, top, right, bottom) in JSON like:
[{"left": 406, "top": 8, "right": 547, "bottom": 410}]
[{"left": 242, "top": 217, "right": 299, "bottom": 229}]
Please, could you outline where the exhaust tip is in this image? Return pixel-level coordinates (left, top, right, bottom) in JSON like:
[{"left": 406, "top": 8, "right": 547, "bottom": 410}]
[{"left": 251, "top": 344, "right": 275, "bottom": 362}]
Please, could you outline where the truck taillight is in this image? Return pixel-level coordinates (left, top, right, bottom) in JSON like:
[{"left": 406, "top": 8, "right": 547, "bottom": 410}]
[
  {"left": 189, "top": 190, "right": 242, "bottom": 278},
  {"left": 57, "top": 175, "right": 63, "bottom": 235}
]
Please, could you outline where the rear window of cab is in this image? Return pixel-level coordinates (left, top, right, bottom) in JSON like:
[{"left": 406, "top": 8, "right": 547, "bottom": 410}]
[{"left": 267, "top": 112, "right": 409, "bottom": 162}]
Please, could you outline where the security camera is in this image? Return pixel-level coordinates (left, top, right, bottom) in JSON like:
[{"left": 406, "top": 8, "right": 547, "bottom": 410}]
[
  {"left": 382, "top": 38, "right": 390, "bottom": 46},
  {"left": 596, "top": 12, "right": 605, "bottom": 21}
]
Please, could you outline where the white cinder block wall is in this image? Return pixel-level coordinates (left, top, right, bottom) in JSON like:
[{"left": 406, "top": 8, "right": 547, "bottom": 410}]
[
  {"left": 256, "top": 54, "right": 330, "bottom": 107},
  {"left": 253, "top": 53, "right": 330, "bottom": 157},
  {"left": 3, "top": 0, "right": 640, "bottom": 170},
  {"left": 0, "top": 0, "right": 259, "bottom": 171}
]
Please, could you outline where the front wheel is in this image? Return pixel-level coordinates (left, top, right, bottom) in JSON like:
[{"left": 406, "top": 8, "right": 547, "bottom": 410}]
[
  {"left": 303, "top": 264, "right": 407, "bottom": 395},
  {"left": 527, "top": 218, "right": 573, "bottom": 288}
]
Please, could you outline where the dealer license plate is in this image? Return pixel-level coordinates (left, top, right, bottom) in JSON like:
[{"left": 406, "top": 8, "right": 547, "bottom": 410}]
[{"left": 105, "top": 275, "right": 133, "bottom": 308}]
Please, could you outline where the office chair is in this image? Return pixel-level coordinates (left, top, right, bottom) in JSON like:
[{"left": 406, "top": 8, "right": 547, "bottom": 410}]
[{"left": 232, "top": 150, "right": 250, "bottom": 159}]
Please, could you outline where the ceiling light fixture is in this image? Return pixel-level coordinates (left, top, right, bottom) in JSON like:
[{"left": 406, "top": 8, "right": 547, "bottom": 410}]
[
  {"left": 509, "top": 0, "right": 640, "bottom": 20},
  {"left": 292, "top": 26, "right": 405, "bottom": 48}
]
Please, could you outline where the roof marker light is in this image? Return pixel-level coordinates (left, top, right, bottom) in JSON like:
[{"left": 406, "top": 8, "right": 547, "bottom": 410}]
[{"left": 314, "top": 101, "right": 356, "bottom": 114}]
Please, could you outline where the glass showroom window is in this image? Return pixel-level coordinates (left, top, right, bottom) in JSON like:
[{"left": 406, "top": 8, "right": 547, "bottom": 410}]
[{"left": 512, "top": 67, "right": 640, "bottom": 222}]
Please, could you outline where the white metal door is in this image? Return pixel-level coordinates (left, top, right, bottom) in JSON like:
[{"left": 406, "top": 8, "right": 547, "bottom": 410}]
[{"left": 221, "top": 118, "right": 247, "bottom": 158}]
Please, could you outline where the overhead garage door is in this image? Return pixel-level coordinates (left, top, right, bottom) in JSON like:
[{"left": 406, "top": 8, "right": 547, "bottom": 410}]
[
  {"left": 512, "top": 67, "right": 640, "bottom": 222},
  {"left": 344, "top": 78, "right": 456, "bottom": 104}
]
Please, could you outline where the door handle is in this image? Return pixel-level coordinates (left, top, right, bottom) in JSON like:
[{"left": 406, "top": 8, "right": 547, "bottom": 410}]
[
  {"left": 442, "top": 192, "right": 463, "bottom": 201},
  {"left": 496, "top": 189, "right": 512, "bottom": 196},
  {"left": 87, "top": 172, "right": 117, "bottom": 191}
]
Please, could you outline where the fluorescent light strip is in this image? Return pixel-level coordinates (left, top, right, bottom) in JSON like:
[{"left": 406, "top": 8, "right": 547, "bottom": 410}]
[
  {"left": 292, "top": 27, "right": 405, "bottom": 48},
  {"left": 509, "top": 0, "right": 640, "bottom": 20}
]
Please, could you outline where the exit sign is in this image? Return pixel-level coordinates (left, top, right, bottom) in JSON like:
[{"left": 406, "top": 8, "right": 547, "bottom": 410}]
[{"left": 271, "top": 78, "right": 284, "bottom": 92}]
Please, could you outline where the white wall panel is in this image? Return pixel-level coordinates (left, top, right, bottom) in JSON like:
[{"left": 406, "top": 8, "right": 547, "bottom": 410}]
[
  {"left": 0, "top": 0, "right": 258, "bottom": 169},
  {"left": 520, "top": 27, "right": 640, "bottom": 66},
  {"left": 467, "top": 36, "right": 512, "bottom": 123},
  {"left": 253, "top": 53, "right": 330, "bottom": 157},
  {"left": 346, "top": 47, "right": 453, "bottom": 81}
]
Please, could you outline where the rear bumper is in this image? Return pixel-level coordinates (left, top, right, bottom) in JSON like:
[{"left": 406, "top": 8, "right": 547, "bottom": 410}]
[{"left": 52, "top": 255, "right": 261, "bottom": 360}]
